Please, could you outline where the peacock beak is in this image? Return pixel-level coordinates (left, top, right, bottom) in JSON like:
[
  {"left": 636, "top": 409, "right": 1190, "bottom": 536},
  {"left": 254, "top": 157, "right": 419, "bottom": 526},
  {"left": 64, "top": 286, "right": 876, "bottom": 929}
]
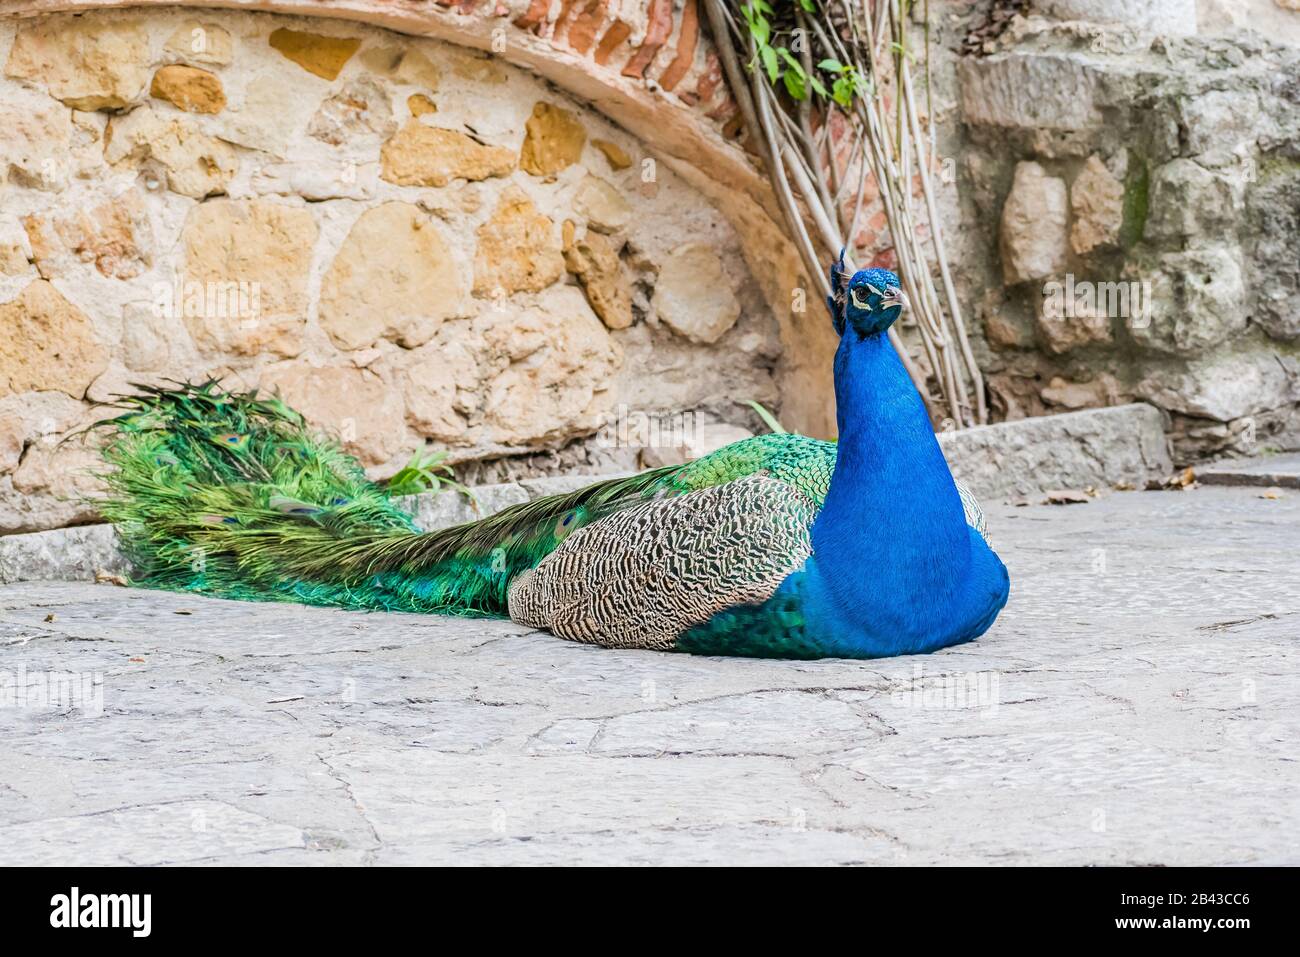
[{"left": 880, "top": 288, "right": 909, "bottom": 313}]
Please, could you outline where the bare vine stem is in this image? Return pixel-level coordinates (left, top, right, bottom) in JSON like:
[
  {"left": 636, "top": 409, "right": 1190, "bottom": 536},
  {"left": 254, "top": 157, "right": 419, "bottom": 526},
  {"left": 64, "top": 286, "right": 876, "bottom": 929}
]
[{"left": 705, "top": 0, "right": 988, "bottom": 428}]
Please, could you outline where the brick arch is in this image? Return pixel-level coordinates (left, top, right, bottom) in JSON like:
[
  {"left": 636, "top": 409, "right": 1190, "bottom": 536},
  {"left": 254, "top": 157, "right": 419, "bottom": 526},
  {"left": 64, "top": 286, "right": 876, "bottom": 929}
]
[
  {"left": 2, "top": 0, "right": 760, "bottom": 229},
  {"left": 0, "top": 0, "right": 837, "bottom": 436}
]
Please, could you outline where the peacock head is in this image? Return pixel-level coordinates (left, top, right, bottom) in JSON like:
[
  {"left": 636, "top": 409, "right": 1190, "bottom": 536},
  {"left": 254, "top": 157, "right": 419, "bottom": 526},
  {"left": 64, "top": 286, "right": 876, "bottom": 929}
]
[
  {"left": 845, "top": 267, "right": 908, "bottom": 337},
  {"left": 828, "top": 251, "right": 909, "bottom": 339}
]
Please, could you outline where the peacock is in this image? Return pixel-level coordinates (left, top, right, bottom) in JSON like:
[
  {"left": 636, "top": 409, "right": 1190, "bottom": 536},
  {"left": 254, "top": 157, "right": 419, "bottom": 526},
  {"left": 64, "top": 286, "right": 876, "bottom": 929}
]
[{"left": 97, "top": 256, "right": 1009, "bottom": 659}]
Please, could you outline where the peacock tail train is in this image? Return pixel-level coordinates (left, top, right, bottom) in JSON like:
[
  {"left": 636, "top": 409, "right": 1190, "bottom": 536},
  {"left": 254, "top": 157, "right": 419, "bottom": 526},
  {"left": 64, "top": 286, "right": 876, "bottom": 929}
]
[{"left": 96, "top": 381, "right": 840, "bottom": 620}]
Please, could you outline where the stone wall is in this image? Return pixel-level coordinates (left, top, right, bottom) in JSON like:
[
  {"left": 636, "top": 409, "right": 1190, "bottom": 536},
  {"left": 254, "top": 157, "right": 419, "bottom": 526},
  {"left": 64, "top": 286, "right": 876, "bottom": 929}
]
[
  {"left": 951, "top": 2, "right": 1300, "bottom": 463},
  {"left": 0, "top": 7, "right": 787, "bottom": 533},
  {"left": 4, "top": 1, "right": 1297, "bottom": 536}
]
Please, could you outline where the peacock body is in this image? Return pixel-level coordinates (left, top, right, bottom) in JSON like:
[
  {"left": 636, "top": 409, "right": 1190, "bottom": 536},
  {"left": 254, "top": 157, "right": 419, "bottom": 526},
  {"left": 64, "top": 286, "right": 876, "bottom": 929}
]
[{"left": 98, "top": 261, "right": 1008, "bottom": 659}]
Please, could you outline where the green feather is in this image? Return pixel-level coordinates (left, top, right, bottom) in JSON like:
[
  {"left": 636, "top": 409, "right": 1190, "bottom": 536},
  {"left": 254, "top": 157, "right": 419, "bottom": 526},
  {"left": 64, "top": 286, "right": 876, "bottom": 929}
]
[
  {"left": 211, "top": 432, "right": 250, "bottom": 451},
  {"left": 268, "top": 495, "right": 324, "bottom": 516}
]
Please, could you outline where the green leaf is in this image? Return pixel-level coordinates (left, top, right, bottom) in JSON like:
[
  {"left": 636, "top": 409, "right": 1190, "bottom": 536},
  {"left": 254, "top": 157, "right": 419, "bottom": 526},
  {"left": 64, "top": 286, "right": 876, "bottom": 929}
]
[
  {"left": 808, "top": 74, "right": 829, "bottom": 99},
  {"left": 760, "top": 44, "right": 779, "bottom": 83},
  {"left": 746, "top": 400, "right": 787, "bottom": 434},
  {"left": 777, "top": 46, "right": 806, "bottom": 77},
  {"left": 817, "top": 58, "right": 844, "bottom": 72},
  {"left": 386, "top": 468, "right": 427, "bottom": 497},
  {"left": 782, "top": 68, "right": 807, "bottom": 100},
  {"left": 741, "top": 3, "right": 770, "bottom": 45},
  {"left": 386, "top": 447, "right": 457, "bottom": 497},
  {"left": 798, "top": 0, "right": 816, "bottom": 11}
]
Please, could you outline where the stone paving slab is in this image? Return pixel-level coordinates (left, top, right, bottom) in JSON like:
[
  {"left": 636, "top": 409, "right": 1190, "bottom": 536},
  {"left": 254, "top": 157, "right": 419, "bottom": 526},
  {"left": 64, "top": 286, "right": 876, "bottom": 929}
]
[
  {"left": 0, "top": 485, "right": 1296, "bottom": 866},
  {"left": 1198, "top": 452, "right": 1300, "bottom": 489}
]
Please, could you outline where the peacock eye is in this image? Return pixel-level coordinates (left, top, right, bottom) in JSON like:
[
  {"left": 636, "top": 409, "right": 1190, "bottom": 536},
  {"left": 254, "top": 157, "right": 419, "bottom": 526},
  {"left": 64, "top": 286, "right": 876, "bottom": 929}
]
[{"left": 850, "top": 286, "right": 870, "bottom": 309}]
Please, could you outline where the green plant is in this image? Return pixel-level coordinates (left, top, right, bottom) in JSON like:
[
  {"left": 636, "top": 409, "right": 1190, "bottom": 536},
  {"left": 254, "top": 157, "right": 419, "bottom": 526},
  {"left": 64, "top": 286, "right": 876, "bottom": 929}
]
[
  {"left": 746, "top": 400, "right": 787, "bottom": 434},
  {"left": 386, "top": 447, "right": 476, "bottom": 505},
  {"left": 741, "top": 1, "right": 871, "bottom": 107}
]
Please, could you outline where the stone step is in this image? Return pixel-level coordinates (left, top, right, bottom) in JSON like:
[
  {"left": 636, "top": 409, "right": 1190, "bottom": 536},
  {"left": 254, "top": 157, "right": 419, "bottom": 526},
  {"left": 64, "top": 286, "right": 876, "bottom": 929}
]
[
  {"left": 0, "top": 403, "right": 1172, "bottom": 585},
  {"left": 936, "top": 402, "right": 1172, "bottom": 499},
  {"left": 1196, "top": 453, "right": 1300, "bottom": 490}
]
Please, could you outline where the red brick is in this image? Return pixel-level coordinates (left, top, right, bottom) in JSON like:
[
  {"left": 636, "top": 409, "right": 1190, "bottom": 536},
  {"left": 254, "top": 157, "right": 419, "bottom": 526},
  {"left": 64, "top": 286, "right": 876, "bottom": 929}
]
[
  {"left": 869, "top": 248, "right": 898, "bottom": 270},
  {"left": 566, "top": 0, "right": 608, "bottom": 56},
  {"left": 658, "top": 0, "right": 699, "bottom": 92},
  {"left": 514, "top": 0, "right": 550, "bottom": 30},
  {"left": 621, "top": 0, "right": 674, "bottom": 78},
  {"left": 594, "top": 19, "right": 632, "bottom": 65},
  {"left": 696, "top": 51, "right": 723, "bottom": 102}
]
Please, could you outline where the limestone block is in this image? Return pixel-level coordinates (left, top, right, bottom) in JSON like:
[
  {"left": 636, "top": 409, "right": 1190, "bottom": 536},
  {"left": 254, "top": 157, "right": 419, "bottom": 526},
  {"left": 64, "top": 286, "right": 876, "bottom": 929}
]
[
  {"left": 319, "top": 203, "right": 465, "bottom": 351},
  {"left": 22, "top": 190, "right": 152, "bottom": 281},
  {"left": 1070, "top": 155, "right": 1124, "bottom": 255},
  {"left": 267, "top": 28, "right": 361, "bottom": 81},
  {"left": 1001, "top": 162, "right": 1069, "bottom": 285},
  {"left": 563, "top": 222, "right": 633, "bottom": 330},
  {"left": 652, "top": 242, "right": 741, "bottom": 344},
  {"left": 477, "top": 285, "right": 621, "bottom": 444},
  {"left": 473, "top": 188, "right": 565, "bottom": 297},
  {"left": 573, "top": 173, "right": 633, "bottom": 234},
  {"left": 380, "top": 121, "right": 515, "bottom": 187},
  {"left": 0, "top": 281, "right": 107, "bottom": 400},
  {"left": 150, "top": 65, "right": 226, "bottom": 114},
  {"left": 519, "top": 102, "right": 587, "bottom": 177},
  {"left": 5, "top": 17, "right": 150, "bottom": 111},
  {"left": 105, "top": 106, "right": 237, "bottom": 199},
  {"left": 178, "top": 200, "right": 317, "bottom": 357},
  {"left": 259, "top": 362, "right": 406, "bottom": 466},
  {"left": 163, "top": 23, "right": 234, "bottom": 66}
]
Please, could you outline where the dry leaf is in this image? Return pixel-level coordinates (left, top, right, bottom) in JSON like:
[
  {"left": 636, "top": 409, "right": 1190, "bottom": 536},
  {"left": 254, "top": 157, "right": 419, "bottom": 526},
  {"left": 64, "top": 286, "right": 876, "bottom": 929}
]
[
  {"left": 43, "top": 613, "right": 55, "bottom": 623},
  {"left": 1044, "top": 489, "right": 1091, "bottom": 505},
  {"left": 1149, "top": 468, "right": 1198, "bottom": 491},
  {"left": 94, "top": 569, "right": 128, "bottom": 586}
]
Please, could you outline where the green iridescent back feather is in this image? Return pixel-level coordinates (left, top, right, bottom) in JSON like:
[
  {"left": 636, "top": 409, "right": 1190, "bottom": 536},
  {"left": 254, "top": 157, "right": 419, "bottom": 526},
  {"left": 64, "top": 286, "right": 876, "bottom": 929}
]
[
  {"left": 97, "top": 382, "right": 838, "bottom": 617},
  {"left": 675, "top": 574, "right": 826, "bottom": 659}
]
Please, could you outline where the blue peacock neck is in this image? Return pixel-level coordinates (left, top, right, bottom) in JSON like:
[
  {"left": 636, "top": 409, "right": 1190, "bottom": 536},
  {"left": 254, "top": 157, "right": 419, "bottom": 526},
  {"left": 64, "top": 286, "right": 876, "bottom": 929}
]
[{"left": 807, "top": 330, "right": 971, "bottom": 647}]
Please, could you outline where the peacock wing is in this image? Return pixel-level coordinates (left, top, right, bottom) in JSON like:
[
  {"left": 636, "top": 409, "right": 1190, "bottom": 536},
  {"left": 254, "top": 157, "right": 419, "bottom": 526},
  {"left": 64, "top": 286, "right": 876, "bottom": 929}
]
[
  {"left": 507, "top": 475, "right": 816, "bottom": 650},
  {"left": 955, "top": 480, "right": 989, "bottom": 544}
]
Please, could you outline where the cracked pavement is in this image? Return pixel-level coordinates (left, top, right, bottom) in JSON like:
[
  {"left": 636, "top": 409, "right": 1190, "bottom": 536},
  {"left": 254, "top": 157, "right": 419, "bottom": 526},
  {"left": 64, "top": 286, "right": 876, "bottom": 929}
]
[{"left": 0, "top": 485, "right": 1296, "bottom": 865}]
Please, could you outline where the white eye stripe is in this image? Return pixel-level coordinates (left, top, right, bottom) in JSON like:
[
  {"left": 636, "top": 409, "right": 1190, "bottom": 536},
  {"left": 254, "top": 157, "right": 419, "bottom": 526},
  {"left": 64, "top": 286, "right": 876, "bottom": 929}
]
[{"left": 849, "top": 283, "right": 886, "bottom": 309}]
